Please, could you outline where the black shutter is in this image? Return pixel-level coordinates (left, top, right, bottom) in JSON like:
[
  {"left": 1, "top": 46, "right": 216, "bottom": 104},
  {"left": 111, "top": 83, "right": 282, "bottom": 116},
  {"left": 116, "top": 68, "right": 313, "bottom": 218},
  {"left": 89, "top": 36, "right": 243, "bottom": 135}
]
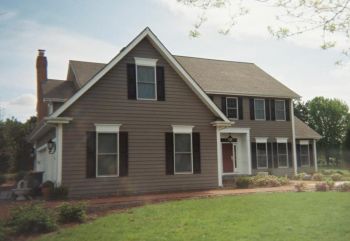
[
  {"left": 296, "top": 144, "right": 301, "bottom": 167},
  {"left": 251, "top": 142, "right": 257, "bottom": 169},
  {"left": 267, "top": 142, "right": 273, "bottom": 168},
  {"left": 265, "top": 99, "right": 271, "bottom": 121},
  {"left": 86, "top": 131, "right": 96, "bottom": 178},
  {"left": 285, "top": 99, "right": 290, "bottom": 121},
  {"left": 288, "top": 142, "right": 293, "bottom": 167},
  {"left": 127, "top": 64, "right": 136, "bottom": 100},
  {"left": 238, "top": 97, "right": 243, "bottom": 120},
  {"left": 249, "top": 98, "right": 255, "bottom": 120},
  {"left": 273, "top": 142, "right": 278, "bottom": 168},
  {"left": 192, "top": 133, "right": 201, "bottom": 174},
  {"left": 221, "top": 97, "right": 227, "bottom": 115},
  {"left": 156, "top": 66, "right": 165, "bottom": 101},
  {"left": 309, "top": 143, "right": 314, "bottom": 166},
  {"left": 165, "top": 133, "right": 174, "bottom": 175},
  {"left": 119, "top": 132, "right": 128, "bottom": 176},
  {"left": 271, "top": 99, "right": 275, "bottom": 120}
]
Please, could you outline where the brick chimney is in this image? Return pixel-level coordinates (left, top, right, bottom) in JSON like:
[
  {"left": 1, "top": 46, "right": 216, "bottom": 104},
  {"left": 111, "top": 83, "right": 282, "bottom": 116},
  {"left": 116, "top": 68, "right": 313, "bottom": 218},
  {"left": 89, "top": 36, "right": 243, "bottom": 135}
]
[{"left": 36, "top": 49, "right": 48, "bottom": 120}]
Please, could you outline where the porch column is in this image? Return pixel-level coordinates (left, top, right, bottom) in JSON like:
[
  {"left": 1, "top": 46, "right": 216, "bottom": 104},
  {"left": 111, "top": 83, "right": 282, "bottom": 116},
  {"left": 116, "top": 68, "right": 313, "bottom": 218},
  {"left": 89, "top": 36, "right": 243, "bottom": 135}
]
[
  {"left": 56, "top": 124, "right": 63, "bottom": 185},
  {"left": 313, "top": 139, "right": 318, "bottom": 172},
  {"left": 246, "top": 130, "right": 252, "bottom": 175},
  {"left": 216, "top": 127, "right": 223, "bottom": 187},
  {"left": 290, "top": 101, "right": 298, "bottom": 175}
]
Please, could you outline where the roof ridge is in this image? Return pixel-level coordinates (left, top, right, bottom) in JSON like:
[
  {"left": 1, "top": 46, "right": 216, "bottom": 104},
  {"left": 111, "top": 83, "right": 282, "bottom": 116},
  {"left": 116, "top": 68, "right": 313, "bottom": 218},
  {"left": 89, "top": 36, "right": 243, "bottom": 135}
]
[
  {"left": 69, "top": 59, "right": 106, "bottom": 65},
  {"left": 174, "top": 55, "right": 254, "bottom": 65}
]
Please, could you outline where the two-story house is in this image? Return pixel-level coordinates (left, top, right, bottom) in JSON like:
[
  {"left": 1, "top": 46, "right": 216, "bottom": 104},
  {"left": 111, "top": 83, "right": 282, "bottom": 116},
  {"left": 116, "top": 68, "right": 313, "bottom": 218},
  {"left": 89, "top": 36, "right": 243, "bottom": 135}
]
[{"left": 29, "top": 27, "right": 321, "bottom": 198}]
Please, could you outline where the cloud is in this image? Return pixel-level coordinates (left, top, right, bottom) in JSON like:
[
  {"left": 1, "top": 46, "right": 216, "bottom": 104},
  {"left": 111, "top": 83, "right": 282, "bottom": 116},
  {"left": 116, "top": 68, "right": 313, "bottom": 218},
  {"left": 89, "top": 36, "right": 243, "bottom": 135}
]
[{"left": 0, "top": 94, "right": 36, "bottom": 121}]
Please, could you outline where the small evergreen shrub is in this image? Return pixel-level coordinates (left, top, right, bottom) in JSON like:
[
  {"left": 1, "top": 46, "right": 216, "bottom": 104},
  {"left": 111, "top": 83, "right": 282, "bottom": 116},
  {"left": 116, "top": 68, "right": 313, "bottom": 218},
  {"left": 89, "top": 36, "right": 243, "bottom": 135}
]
[
  {"left": 58, "top": 202, "right": 87, "bottom": 223},
  {"left": 330, "top": 173, "right": 342, "bottom": 181},
  {"left": 315, "top": 182, "right": 328, "bottom": 192},
  {"left": 337, "top": 183, "right": 350, "bottom": 192},
  {"left": 235, "top": 177, "right": 250, "bottom": 189},
  {"left": 312, "top": 173, "right": 324, "bottom": 181},
  {"left": 7, "top": 203, "right": 57, "bottom": 234},
  {"left": 321, "top": 169, "right": 334, "bottom": 175},
  {"left": 294, "top": 182, "right": 307, "bottom": 192},
  {"left": 250, "top": 175, "right": 290, "bottom": 187},
  {"left": 294, "top": 173, "right": 307, "bottom": 180},
  {"left": 50, "top": 186, "right": 69, "bottom": 200}
]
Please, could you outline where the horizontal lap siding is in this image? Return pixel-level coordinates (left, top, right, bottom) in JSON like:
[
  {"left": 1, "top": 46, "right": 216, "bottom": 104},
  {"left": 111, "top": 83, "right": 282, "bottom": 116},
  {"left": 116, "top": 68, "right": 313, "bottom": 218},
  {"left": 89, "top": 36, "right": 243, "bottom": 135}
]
[{"left": 61, "top": 38, "right": 218, "bottom": 197}]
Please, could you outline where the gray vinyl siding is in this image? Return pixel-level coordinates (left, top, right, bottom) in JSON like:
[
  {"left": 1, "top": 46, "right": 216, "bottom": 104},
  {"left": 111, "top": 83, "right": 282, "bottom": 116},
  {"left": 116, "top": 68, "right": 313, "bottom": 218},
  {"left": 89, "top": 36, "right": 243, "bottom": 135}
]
[
  {"left": 60, "top": 38, "right": 218, "bottom": 197},
  {"left": 212, "top": 95, "right": 295, "bottom": 176}
]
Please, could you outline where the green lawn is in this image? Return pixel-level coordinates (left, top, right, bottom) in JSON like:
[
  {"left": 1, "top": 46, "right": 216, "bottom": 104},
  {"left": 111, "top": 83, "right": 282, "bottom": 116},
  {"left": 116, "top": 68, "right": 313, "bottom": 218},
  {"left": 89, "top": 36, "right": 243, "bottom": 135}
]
[{"left": 38, "top": 193, "right": 350, "bottom": 241}]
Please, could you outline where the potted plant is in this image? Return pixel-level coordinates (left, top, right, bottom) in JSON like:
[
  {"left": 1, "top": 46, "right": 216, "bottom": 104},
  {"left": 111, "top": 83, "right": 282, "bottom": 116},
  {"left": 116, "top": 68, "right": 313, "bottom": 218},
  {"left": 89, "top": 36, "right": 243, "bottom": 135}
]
[{"left": 41, "top": 181, "right": 54, "bottom": 200}]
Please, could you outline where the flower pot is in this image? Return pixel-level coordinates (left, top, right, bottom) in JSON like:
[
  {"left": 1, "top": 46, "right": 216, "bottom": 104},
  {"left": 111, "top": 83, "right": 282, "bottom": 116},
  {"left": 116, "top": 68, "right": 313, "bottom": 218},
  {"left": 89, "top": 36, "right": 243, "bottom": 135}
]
[{"left": 42, "top": 187, "right": 51, "bottom": 200}]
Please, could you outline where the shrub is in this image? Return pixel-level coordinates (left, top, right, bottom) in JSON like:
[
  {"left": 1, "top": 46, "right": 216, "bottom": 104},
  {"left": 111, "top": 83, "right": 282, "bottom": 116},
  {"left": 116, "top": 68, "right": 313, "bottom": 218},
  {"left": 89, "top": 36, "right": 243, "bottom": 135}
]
[
  {"left": 315, "top": 182, "right": 328, "bottom": 192},
  {"left": 312, "top": 173, "right": 324, "bottom": 181},
  {"left": 0, "top": 175, "right": 5, "bottom": 186},
  {"left": 42, "top": 180, "right": 54, "bottom": 189},
  {"left": 7, "top": 203, "right": 57, "bottom": 234},
  {"left": 330, "top": 173, "right": 342, "bottom": 181},
  {"left": 337, "top": 183, "right": 350, "bottom": 192},
  {"left": 50, "top": 186, "right": 69, "bottom": 200},
  {"left": 250, "top": 175, "right": 289, "bottom": 187},
  {"left": 294, "top": 173, "right": 307, "bottom": 180},
  {"left": 277, "top": 176, "right": 290, "bottom": 185},
  {"left": 326, "top": 179, "right": 335, "bottom": 190},
  {"left": 294, "top": 182, "right": 307, "bottom": 192},
  {"left": 58, "top": 202, "right": 87, "bottom": 223},
  {"left": 321, "top": 169, "right": 334, "bottom": 175},
  {"left": 235, "top": 177, "right": 250, "bottom": 189}
]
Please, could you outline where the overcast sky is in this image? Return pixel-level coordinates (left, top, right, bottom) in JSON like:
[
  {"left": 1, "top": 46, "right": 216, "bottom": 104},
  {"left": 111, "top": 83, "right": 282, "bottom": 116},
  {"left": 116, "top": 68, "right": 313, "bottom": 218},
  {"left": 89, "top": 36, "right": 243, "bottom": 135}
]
[{"left": 1, "top": 0, "right": 349, "bottom": 122}]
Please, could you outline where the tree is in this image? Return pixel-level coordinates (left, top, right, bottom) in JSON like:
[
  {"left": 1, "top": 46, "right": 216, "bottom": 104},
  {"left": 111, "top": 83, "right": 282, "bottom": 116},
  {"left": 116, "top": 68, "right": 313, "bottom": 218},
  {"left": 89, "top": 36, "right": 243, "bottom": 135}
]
[
  {"left": 178, "top": 0, "right": 350, "bottom": 62},
  {"left": 343, "top": 128, "right": 350, "bottom": 166},
  {"left": 294, "top": 100, "right": 309, "bottom": 124},
  {"left": 307, "top": 97, "right": 349, "bottom": 166}
]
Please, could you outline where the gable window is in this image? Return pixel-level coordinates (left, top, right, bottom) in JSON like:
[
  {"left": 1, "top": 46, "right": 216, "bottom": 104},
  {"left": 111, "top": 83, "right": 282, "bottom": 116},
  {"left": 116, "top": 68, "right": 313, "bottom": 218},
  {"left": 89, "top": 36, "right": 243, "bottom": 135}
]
[
  {"left": 275, "top": 100, "right": 286, "bottom": 121},
  {"left": 135, "top": 57, "right": 158, "bottom": 100},
  {"left": 254, "top": 99, "right": 265, "bottom": 120},
  {"left": 300, "top": 142, "right": 310, "bottom": 167},
  {"left": 277, "top": 139, "right": 288, "bottom": 168},
  {"left": 226, "top": 97, "right": 238, "bottom": 119},
  {"left": 256, "top": 138, "right": 268, "bottom": 169},
  {"left": 173, "top": 126, "right": 193, "bottom": 174},
  {"left": 95, "top": 124, "right": 121, "bottom": 177}
]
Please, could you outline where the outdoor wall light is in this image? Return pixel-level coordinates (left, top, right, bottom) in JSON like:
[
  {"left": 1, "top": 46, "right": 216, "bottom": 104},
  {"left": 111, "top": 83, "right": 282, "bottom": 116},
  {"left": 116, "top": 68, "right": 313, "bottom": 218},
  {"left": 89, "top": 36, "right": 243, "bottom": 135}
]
[
  {"left": 227, "top": 134, "right": 234, "bottom": 143},
  {"left": 47, "top": 139, "right": 56, "bottom": 154}
]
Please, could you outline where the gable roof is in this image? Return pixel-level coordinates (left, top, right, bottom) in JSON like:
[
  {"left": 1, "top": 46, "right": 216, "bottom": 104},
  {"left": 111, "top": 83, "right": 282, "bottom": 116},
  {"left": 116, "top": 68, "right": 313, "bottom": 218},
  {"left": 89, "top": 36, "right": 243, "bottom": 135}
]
[
  {"left": 174, "top": 56, "right": 300, "bottom": 98},
  {"left": 50, "top": 27, "right": 229, "bottom": 122},
  {"left": 69, "top": 60, "right": 105, "bottom": 88},
  {"left": 42, "top": 79, "right": 75, "bottom": 100},
  {"left": 294, "top": 117, "right": 322, "bottom": 140}
]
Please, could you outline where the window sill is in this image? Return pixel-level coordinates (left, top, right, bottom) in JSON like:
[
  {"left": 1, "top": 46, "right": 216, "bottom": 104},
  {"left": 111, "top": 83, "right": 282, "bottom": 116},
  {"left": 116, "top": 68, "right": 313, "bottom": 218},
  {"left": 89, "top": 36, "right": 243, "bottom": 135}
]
[
  {"left": 174, "top": 172, "right": 193, "bottom": 175},
  {"left": 96, "top": 175, "right": 119, "bottom": 178}
]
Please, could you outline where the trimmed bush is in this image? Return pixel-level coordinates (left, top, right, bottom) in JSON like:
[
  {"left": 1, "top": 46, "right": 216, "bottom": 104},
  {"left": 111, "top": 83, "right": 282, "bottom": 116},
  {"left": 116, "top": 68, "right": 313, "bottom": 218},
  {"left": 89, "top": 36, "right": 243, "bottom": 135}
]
[
  {"left": 337, "top": 183, "right": 350, "bottom": 192},
  {"left": 7, "top": 203, "right": 57, "bottom": 234},
  {"left": 312, "top": 173, "right": 324, "bottom": 181},
  {"left": 321, "top": 169, "right": 334, "bottom": 175},
  {"left": 315, "top": 182, "right": 328, "bottom": 192},
  {"left": 294, "top": 173, "right": 307, "bottom": 180},
  {"left": 330, "top": 173, "right": 342, "bottom": 181},
  {"left": 294, "top": 182, "right": 307, "bottom": 192},
  {"left": 250, "top": 175, "right": 290, "bottom": 187},
  {"left": 326, "top": 179, "right": 335, "bottom": 190},
  {"left": 235, "top": 177, "right": 250, "bottom": 189},
  {"left": 58, "top": 202, "right": 87, "bottom": 223},
  {"left": 50, "top": 186, "right": 69, "bottom": 200}
]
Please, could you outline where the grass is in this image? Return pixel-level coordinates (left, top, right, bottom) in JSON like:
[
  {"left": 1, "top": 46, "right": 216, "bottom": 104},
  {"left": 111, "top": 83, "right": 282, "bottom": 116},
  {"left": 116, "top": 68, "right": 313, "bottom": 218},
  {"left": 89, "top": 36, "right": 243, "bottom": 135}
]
[{"left": 37, "top": 192, "right": 350, "bottom": 241}]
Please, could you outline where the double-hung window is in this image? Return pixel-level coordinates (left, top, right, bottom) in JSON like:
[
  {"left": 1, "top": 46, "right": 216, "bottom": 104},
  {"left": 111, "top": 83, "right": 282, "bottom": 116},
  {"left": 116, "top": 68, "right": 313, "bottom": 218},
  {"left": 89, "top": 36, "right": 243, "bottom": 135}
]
[
  {"left": 275, "top": 100, "right": 286, "bottom": 121},
  {"left": 173, "top": 125, "right": 193, "bottom": 174},
  {"left": 256, "top": 138, "right": 268, "bottom": 169},
  {"left": 277, "top": 138, "right": 288, "bottom": 168},
  {"left": 135, "top": 57, "right": 157, "bottom": 100},
  {"left": 95, "top": 124, "right": 121, "bottom": 177},
  {"left": 226, "top": 97, "right": 238, "bottom": 119},
  {"left": 254, "top": 99, "right": 265, "bottom": 120},
  {"left": 300, "top": 142, "right": 310, "bottom": 167}
]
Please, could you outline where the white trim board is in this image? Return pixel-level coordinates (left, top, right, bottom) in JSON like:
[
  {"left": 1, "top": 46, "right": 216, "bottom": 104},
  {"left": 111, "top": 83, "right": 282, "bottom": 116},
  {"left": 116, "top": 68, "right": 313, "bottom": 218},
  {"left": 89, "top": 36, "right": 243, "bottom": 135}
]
[{"left": 50, "top": 27, "right": 229, "bottom": 123}]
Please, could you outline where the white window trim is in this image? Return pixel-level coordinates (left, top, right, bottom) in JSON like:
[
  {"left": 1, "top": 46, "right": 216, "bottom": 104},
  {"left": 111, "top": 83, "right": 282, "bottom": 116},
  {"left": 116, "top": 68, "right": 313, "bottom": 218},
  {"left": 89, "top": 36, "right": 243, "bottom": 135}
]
[
  {"left": 173, "top": 132, "right": 193, "bottom": 175},
  {"left": 135, "top": 57, "right": 158, "bottom": 101},
  {"left": 300, "top": 144, "right": 310, "bottom": 167},
  {"left": 277, "top": 142, "right": 289, "bottom": 168},
  {"left": 172, "top": 125, "right": 194, "bottom": 134},
  {"left": 226, "top": 97, "right": 239, "bottom": 120},
  {"left": 95, "top": 124, "right": 121, "bottom": 177},
  {"left": 299, "top": 140, "right": 309, "bottom": 145},
  {"left": 255, "top": 137, "right": 268, "bottom": 143},
  {"left": 276, "top": 137, "right": 288, "bottom": 143},
  {"left": 275, "top": 99, "right": 286, "bottom": 121},
  {"left": 254, "top": 99, "right": 266, "bottom": 120},
  {"left": 48, "top": 102, "right": 53, "bottom": 115},
  {"left": 256, "top": 142, "right": 268, "bottom": 169}
]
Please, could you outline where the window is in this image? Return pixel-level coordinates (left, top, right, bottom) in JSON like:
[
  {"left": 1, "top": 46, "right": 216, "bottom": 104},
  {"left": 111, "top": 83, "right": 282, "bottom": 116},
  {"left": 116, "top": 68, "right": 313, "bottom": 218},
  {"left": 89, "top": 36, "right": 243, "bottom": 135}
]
[
  {"left": 256, "top": 142, "right": 268, "bottom": 169},
  {"left": 95, "top": 124, "right": 121, "bottom": 177},
  {"left": 254, "top": 99, "right": 265, "bottom": 120},
  {"left": 135, "top": 58, "right": 157, "bottom": 100},
  {"left": 300, "top": 144, "right": 310, "bottom": 167},
  {"left": 277, "top": 142, "right": 288, "bottom": 168},
  {"left": 226, "top": 97, "right": 238, "bottom": 119},
  {"left": 174, "top": 133, "right": 193, "bottom": 174},
  {"left": 275, "top": 100, "right": 286, "bottom": 121}
]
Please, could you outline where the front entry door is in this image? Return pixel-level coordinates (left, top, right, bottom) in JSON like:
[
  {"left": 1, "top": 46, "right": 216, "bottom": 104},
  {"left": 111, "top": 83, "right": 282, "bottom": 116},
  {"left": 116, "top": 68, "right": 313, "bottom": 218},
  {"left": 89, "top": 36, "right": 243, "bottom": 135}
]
[{"left": 222, "top": 143, "right": 234, "bottom": 173}]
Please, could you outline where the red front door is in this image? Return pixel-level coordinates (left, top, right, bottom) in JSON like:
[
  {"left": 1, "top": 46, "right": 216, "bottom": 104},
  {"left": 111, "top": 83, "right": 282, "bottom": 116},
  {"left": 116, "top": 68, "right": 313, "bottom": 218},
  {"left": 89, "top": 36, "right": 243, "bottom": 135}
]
[{"left": 222, "top": 143, "right": 234, "bottom": 173}]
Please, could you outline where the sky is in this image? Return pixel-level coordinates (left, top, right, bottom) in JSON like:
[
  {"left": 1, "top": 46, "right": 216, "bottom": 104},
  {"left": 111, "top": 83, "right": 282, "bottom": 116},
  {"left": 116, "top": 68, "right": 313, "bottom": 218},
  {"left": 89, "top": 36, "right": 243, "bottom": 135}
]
[{"left": 0, "top": 0, "right": 349, "bottom": 122}]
